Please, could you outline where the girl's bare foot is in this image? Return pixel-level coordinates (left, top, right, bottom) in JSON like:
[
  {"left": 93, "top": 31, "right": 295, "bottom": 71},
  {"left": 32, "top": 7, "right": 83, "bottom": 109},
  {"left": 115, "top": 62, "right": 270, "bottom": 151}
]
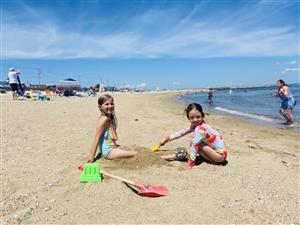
[{"left": 287, "top": 122, "right": 297, "bottom": 128}]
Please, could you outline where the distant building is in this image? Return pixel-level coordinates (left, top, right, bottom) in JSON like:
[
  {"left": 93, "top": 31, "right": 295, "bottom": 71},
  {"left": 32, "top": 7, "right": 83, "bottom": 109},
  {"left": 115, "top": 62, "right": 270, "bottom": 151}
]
[
  {"left": 104, "top": 86, "right": 117, "bottom": 92},
  {"left": 30, "top": 84, "right": 48, "bottom": 90},
  {"left": 119, "top": 87, "right": 133, "bottom": 92}
]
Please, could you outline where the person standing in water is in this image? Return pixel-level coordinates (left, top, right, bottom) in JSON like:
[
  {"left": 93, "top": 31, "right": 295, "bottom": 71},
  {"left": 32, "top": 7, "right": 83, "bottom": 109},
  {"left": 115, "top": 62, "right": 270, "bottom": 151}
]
[
  {"left": 275, "top": 79, "right": 297, "bottom": 127},
  {"left": 208, "top": 89, "right": 213, "bottom": 104}
]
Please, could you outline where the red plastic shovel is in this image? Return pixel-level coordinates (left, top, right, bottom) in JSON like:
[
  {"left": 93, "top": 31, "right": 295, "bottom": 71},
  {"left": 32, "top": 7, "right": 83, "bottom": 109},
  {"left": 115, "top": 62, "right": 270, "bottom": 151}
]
[
  {"left": 78, "top": 165, "right": 169, "bottom": 197},
  {"left": 102, "top": 171, "right": 169, "bottom": 197}
]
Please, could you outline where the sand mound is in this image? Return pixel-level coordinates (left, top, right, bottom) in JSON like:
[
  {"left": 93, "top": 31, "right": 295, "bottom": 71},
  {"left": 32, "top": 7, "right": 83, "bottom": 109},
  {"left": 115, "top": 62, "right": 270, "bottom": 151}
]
[{"left": 98, "top": 145, "right": 171, "bottom": 171}]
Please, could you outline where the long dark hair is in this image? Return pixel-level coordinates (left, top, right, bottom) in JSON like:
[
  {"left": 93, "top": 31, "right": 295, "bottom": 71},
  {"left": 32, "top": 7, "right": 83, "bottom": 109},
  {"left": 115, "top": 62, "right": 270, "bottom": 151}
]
[
  {"left": 98, "top": 94, "right": 117, "bottom": 126},
  {"left": 277, "top": 79, "right": 287, "bottom": 87},
  {"left": 185, "top": 103, "right": 205, "bottom": 119}
]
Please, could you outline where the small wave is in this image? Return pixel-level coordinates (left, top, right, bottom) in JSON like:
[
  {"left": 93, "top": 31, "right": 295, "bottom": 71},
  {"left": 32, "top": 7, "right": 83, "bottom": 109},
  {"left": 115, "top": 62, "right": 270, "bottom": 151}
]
[{"left": 214, "top": 107, "right": 276, "bottom": 122}]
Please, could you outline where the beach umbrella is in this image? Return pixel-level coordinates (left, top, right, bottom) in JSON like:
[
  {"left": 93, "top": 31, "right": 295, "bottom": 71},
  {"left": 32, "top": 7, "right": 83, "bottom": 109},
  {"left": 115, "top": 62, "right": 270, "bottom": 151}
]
[
  {"left": 59, "top": 78, "right": 77, "bottom": 82},
  {"left": 59, "top": 78, "right": 78, "bottom": 96}
]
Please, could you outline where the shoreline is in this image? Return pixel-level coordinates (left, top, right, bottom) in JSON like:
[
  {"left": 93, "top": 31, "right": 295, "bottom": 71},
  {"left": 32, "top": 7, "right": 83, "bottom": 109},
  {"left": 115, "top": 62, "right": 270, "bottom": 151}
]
[
  {"left": 173, "top": 89, "right": 300, "bottom": 132},
  {"left": 163, "top": 91, "right": 299, "bottom": 135}
]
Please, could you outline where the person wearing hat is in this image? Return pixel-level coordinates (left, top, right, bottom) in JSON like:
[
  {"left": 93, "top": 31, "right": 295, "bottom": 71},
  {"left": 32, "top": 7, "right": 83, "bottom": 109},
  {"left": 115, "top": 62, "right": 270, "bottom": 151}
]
[{"left": 7, "top": 67, "right": 20, "bottom": 100}]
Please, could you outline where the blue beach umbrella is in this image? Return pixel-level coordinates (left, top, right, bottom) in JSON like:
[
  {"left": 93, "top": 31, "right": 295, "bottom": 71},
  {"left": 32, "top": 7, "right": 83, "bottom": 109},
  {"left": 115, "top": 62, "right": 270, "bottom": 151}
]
[
  {"left": 59, "top": 78, "right": 77, "bottom": 82},
  {"left": 59, "top": 78, "right": 78, "bottom": 96}
]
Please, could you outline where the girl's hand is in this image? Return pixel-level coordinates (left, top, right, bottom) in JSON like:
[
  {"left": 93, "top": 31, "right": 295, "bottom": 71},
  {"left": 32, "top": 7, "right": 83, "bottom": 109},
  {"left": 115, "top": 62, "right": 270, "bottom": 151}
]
[
  {"left": 159, "top": 137, "right": 169, "bottom": 146},
  {"left": 278, "top": 89, "right": 283, "bottom": 94},
  {"left": 85, "top": 156, "right": 94, "bottom": 163}
]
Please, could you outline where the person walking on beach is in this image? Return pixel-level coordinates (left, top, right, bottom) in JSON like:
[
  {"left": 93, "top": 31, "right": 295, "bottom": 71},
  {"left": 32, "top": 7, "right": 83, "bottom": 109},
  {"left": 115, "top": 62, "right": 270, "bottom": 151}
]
[
  {"left": 158, "top": 103, "right": 228, "bottom": 169},
  {"left": 208, "top": 88, "right": 213, "bottom": 104},
  {"left": 7, "top": 67, "right": 20, "bottom": 100},
  {"left": 86, "top": 94, "right": 137, "bottom": 162},
  {"left": 275, "top": 79, "right": 297, "bottom": 127}
]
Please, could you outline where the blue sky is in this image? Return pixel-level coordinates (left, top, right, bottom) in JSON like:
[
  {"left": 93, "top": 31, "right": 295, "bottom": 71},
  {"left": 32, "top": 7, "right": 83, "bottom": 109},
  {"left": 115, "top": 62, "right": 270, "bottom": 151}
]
[{"left": 1, "top": 0, "right": 299, "bottom": 89}]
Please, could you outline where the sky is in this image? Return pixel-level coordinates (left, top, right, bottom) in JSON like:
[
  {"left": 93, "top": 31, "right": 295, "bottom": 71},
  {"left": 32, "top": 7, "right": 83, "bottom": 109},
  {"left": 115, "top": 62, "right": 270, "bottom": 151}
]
[{"left": 1, "top": 0, "right": 299, "bottom": 89}]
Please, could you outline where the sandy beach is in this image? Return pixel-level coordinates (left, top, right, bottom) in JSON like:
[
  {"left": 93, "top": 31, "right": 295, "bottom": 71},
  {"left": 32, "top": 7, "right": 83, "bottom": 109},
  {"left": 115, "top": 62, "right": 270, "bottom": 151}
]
[{"left": 1, "top": 91, "right": 299, "bottom": 224}]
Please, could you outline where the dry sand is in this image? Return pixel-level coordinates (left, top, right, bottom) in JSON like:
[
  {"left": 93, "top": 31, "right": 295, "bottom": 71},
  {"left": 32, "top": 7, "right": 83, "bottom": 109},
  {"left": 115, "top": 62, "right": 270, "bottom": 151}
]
[{"left": 1, "top": 92, "right": 299, "bottom": 224}]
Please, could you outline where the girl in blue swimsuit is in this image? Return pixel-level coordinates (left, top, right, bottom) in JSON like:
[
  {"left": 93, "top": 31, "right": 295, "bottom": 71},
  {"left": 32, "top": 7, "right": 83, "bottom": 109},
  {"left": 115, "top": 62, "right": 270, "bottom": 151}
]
[
  {"left": 276, "top": 79, "right": 297, "bottom": 127},
  {"left": 86, "top": 94, "right": 137, "bottom": 162}
]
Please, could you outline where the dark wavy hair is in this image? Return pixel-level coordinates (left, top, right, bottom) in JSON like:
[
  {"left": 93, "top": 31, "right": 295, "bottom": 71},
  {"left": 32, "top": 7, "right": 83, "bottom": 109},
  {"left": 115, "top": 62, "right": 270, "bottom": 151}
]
[
  {"left": 185, "top": 103, "right": 205, "bottom": 119},
  {"left": 277, "top": 79, "right": 287, "bottom": 87}
]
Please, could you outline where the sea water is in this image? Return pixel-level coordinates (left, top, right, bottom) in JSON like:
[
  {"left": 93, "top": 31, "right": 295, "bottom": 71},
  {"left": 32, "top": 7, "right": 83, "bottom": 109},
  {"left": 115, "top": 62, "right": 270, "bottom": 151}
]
[{"left": 178, "top": 84, "right": 300, "bottom": 130}]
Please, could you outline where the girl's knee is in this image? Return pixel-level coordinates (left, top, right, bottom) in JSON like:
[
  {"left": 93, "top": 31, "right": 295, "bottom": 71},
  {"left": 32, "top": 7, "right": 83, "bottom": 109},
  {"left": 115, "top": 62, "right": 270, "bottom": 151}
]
[
  {"left": 106, "top": 154, "right": 115, "bottom": 160},
  {"left": 106, "top": 148, "right": 136, "bottom": 159},
  {"left": 123, "top": 149, "right": 137, "bottom": 157},
  {"left": 214, "top": 155, "right": 226, "bottom": 163}
]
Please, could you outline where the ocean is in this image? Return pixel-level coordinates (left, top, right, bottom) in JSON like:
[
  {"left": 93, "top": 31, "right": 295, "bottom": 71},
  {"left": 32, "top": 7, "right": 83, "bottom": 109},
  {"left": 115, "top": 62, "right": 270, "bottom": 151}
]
[{"left": 178, "top": 84, "right": 300, "bottom": 131}]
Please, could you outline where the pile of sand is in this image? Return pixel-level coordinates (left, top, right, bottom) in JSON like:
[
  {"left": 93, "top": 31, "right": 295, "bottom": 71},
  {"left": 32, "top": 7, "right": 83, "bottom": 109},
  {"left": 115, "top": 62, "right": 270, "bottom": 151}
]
[{"left": 98, "top": 146, "right": 171, "bottom": 171}]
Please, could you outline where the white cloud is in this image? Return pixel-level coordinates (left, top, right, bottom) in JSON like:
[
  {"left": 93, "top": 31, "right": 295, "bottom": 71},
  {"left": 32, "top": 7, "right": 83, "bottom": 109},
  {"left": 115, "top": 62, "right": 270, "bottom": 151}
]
[
  {"left": 276, "top": 60, "right": 298, "bottom": 65},
  {"left": 2, "top": 2, "right": 299, "bottom": 59},
  {"left": 281, "top": 67, "right": 300, "bottom": 74}
]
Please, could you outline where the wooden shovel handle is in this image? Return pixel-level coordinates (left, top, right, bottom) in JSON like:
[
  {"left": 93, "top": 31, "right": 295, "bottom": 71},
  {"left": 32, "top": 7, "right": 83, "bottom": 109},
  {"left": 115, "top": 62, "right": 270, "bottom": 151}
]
[{"left": 102, "top": 171, "right": 136, "bottom": 186}]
